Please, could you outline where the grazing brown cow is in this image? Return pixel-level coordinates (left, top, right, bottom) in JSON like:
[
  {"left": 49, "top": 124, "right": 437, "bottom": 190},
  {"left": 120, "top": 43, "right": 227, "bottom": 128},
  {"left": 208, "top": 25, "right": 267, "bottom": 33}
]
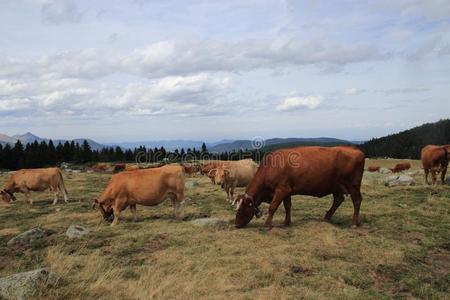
[
  {"left": 367, "top": 166, "right": 380, "bottom": 172},
  {"left": 390, "top": 162, "right": 411, "bottom": 173},
  {"left": 210, "top": 159, "right": 258, "bottom": 205},
  {"left": 93, "top": 163, "right": 109, "bottom": 172},
  {"left": 234, "top": 146, "right": 365, "bottom": 229},
  {"left": 0, "top": 167, "right": 68, "bottom": 205},
  {"left": 421, "top": 145, "right": 450, "bottom": 185},
  {"left": 94, "top": 164, "right": 186, "bottom": 226},
  {"left": 125, "top": 165, "right": 140, "bottom": 171},
  {"left": 113, "top": 164, "right": 126, "bottom": 173},
  {"left": 182, "top": 163, "right": 200, "bottom": 177}
]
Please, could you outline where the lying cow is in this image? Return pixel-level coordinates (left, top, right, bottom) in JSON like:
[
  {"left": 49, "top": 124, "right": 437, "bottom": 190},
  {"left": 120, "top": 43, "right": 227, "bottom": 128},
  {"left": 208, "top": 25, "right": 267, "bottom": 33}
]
[
  {"left": 234, "top": 146, "right": 365, "bottom": 229},
  {"left": 390, "top": 162, "right": 411, "bottom": 173},
  {"left": 210, "top": 159, "right": 258, "bottom": 206},
  {"left": 0, "top": 167, "right": 68, "bottom": 205},
  {"left": 113, "top": 164, "right": 126, "bottom": 173},
  {"left": 93, "top": 164, "right": 186, "bottom": 226},
  {"left": 367, "top": 166, "right": 380, "bottom": 172},
  {"left": 421, "top": 145, "right": 450, "bottom": 185}
]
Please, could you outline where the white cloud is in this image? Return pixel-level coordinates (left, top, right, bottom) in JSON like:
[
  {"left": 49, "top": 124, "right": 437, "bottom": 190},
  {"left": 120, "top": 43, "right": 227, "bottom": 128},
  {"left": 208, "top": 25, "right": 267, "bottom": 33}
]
[
  {"left": 0, "top": 38, "right": 386, "bottom": 81},
  {"left": 276, "top": 96, "right": 322, "bottom": 112},
  {"left": 343, "top": 88, "right": 366, "bottom": 96}
]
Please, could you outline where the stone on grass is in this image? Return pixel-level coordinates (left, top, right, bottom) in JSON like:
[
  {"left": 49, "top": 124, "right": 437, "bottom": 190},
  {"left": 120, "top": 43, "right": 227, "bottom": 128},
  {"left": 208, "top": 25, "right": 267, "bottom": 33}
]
[
  {"left": 7, "top": 228, "right": 46, "bottom": 247},
  {"left": 190, "top": 218, "right": 226, "bottom": 228},
  {"left": 185, "top": 180, "right": 198, "bottom": 189},
  {"left": 384, "top": 175, "right": 415, "bottom": 187},
  {"left": 65, "top": 225, "right": 90, "bottom": 239},
  {"left": 445, "top": 176, "right": 450, "bottom": 185},
  {"left": 379, "top": 167, "right": 392, "bottom": 174},
  {"left": 0, "top": 268, "right": 59, "bottom": 300}
]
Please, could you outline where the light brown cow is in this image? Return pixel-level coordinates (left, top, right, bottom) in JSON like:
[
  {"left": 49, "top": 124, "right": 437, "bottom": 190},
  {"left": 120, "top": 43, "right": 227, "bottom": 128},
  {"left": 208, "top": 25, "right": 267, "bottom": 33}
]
[
  {"left": 421, "top": 145, "right": 450, "bottom": 184},
  {"left": 390, "top": 162, "right": 411, "bottom": 173},
  {"left": 367, "top": 166, "right": 380, "bottom": 172},
  {"left": 234, "top": 146, "right": 365, "bottom": 229},
  {"left": 94, "top": 164, "right": 186, "bottom": 226},
  {"left": 182, "top": 163, "right": 200, "bottom": 177},
  {"left": 0, "top": 167, "right": 68, "bottom": 205},
  {"left": 210, "top": 159, "right": 258, "bottom": 206},
  {"left": 201, "top": 160, "right": 229, "bottom": 183},
  {"left": 93, "top": 163, "right": 109, "bottom": 172}
]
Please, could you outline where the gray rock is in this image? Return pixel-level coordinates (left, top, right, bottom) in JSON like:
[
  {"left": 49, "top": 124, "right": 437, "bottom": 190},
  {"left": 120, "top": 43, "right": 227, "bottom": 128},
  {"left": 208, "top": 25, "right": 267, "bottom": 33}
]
[
  {"left": 190, "top": 218, "right": 226, "bottom": 228},
  {"left": 185, "top": 180, "right": 198, "bottom": 189},
  {"left": 0, "top": 268, "right": 59, "bottom": 300},
  {"left": 379, "top": 167, "right": 392, "bottom": 174},
  {"left": 445, "top": 177, "right": 450, "bottom": 185},
  {"left": 384, "top": 175, "right": 416, "bottom": 187},
  {"left": 65, "top": 225, "right": 90, "bottom": 239},
  {"left": 7, "top": 228, "right": 46, "bottom": 247}
]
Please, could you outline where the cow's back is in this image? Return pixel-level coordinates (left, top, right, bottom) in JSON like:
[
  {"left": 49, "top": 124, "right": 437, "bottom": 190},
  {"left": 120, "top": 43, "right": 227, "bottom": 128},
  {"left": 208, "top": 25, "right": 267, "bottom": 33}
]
[
  {"left": 10, "top": 167, "right": 60, "bottom": 189},
  {"left": 227, "top": 160, "right": 258, "bottom": 186}
]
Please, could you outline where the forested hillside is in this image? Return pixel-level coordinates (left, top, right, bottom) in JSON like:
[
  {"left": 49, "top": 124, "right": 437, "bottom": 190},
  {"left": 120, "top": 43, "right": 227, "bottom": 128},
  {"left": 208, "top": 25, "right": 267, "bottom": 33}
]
[{"left": 361, "top": 119, "right": 450, "bottom": 159}]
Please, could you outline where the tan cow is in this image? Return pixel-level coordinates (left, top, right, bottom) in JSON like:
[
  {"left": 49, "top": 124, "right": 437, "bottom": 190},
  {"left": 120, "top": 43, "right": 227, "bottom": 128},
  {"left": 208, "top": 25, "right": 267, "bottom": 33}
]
[
  {"left": 421, "top": 145, "right": 450, "bottom": 184},
  {"left": 210, "top": 159, "right": 258, "bottom": 206},
  {"left": 0, "top": 167, "right": 68, "bottom": 205},
  {"left": 94, "top": 164, "right": 186, "bottom": 226}
]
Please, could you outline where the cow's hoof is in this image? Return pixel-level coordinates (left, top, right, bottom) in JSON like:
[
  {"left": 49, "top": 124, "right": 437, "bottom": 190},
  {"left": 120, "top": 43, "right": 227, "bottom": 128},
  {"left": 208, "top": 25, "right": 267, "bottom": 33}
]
[{"left": 351, "top": 224, "right": 358, "bottom": 229}]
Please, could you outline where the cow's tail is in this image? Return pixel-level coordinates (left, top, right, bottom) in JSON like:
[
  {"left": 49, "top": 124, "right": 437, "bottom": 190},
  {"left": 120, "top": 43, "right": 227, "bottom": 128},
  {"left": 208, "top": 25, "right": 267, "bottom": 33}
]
[{"left": 57, "top": 169, "right": 69, "bottom": 201}]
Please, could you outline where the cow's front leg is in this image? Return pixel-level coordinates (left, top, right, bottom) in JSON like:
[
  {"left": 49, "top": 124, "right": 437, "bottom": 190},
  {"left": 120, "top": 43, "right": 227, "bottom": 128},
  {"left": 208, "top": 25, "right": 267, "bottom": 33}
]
[
  {"left": 111, "top": 200, "right": 125, "bottom": 226},
  {"left": 283, "top": 196, "right": 292, "bottom": 226},
  {"left": 130, "top": 204, "right": 137, "bottom": 222},
  {"left": 265, "top": 189, "right": 289, "bottom": 228},
  {"left": 23, "top": 189, "right": 32, "bottom": 205},
  {"left": 53, "top": 192, "right": 59, "bottom": 205}
]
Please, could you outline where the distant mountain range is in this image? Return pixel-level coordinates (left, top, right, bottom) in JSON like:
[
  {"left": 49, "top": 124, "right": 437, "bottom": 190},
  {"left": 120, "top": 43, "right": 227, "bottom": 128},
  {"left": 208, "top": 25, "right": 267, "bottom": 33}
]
[
  {"left": 209, "top": 137, "right": 353, "bottom": 152},
  {"left": 0, "top": 132, "right": 105, "bottom": 150},
  {"left": 0, "top": 132, "right": 356, "bottom": 152}
]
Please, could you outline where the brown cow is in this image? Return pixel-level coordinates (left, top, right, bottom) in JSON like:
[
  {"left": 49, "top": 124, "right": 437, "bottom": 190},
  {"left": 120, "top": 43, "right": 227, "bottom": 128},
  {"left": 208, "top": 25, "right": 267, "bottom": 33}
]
[
  {"left": 0, "top": 167, "right": 68, "bottom": 205},
  {"left": 201, "top": 161, "right": 228, "bottom": 183},
  {"left": 93, "top": 163, "right": 109, "bottom": 172},
  {"left": 421, "top": 145, "right": 450, "bottom": 184},
  {"left": 390, "top": 162, "right": 411, "bottom": 173},
  {"left": 182, "top": 163, "right": 200, "bottom": 177},
  {"left": 94, "top": 164, "right": 186, "bottom": 226},
  {"left": 113, "top": 164, "right": 126, "bottom": 173},
  {"left": 367, "top": 166, "right": 380, "bottom": 172},
  {"left": 234, "top": 146, "right": 365, "bottom": 229}
]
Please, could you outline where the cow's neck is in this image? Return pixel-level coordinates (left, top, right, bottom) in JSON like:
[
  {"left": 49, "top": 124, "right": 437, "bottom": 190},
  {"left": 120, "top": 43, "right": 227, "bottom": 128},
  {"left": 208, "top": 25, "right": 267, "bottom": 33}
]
[{"left": 245, "top": 172, "right": 265, "bottom": 206}]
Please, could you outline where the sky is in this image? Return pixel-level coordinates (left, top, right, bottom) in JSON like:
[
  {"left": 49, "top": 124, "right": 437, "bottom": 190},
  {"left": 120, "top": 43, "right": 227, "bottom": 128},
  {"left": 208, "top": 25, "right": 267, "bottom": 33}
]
[{"left": 0, "top": 0, "right": 449, "bottom": 142}]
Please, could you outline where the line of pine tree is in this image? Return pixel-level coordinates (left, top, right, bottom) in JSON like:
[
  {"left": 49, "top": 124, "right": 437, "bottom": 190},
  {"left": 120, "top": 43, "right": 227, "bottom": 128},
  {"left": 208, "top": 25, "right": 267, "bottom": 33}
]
[{"left": 0, "top": 140, "right": 265, "bottom": 170}]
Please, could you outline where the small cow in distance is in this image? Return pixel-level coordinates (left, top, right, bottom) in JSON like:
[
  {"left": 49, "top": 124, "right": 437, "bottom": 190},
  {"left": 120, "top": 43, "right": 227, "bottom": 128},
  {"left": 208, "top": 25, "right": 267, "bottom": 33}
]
[
  {"left": 390, "top": 162, "right": 411, "bottom": 173},
  {"left": 0, "top": 167, "right": 68, "bottom": 205},
  {"left": 93, "top": 164, "right": 186, "bottom": 226},
  {"left": 113, "top": 164, "right": 126, "bottom": 173},
  {"left": 421, "top": 145, "right": 450, "bottom": 184},
  {"left": 367, "top": 166, "right": 380, "bottom": 172}
]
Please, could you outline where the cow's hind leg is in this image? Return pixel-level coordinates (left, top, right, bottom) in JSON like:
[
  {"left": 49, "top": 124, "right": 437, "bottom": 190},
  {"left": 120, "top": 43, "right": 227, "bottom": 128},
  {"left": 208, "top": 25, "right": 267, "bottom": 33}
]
[
  {"left": 325, "top": 192, "right": 345, "bottom": 221},
  {"left": 440, "top": 164, "right": 448, "bottom": 184},
  {"left": 349, "top": 188, "right": 362, "bottom": 228},
  {"left": 283, "top": 196, "right": 292, "bottom": 226}
]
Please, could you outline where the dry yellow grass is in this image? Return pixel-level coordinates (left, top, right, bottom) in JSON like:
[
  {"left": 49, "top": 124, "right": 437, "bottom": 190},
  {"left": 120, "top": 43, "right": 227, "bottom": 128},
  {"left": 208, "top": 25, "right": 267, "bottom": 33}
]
[{"left": 0, "top": 159, "right": 449, "bottom": 299}]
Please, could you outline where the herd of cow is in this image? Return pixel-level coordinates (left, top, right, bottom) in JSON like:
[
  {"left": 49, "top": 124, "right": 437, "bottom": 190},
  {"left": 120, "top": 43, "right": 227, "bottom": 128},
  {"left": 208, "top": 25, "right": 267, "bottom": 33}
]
[{"left": 1, "top": 144, "right": 449, "bottom": 229}]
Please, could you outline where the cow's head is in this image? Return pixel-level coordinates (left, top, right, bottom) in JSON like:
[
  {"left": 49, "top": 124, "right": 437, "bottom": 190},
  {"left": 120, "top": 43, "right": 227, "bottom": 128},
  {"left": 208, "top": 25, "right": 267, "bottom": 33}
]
[
  {"left": 93, "top": 199, "right": 114, "bottom": 222},
  {"left": 0, "top": 190, "right": 16, "bottom": 203},
  {"left": 235, "top": 194, "right": 261, "bottom": 228},
  {"left": 213, "top": 167, "right": 230, "bottom": 187}
]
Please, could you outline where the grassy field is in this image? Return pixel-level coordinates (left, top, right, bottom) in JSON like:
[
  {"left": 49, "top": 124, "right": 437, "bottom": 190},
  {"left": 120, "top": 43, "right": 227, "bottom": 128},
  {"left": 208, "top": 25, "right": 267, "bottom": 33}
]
[{"left": 0, "top": 159, "right": 449, "bottom": 299}]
